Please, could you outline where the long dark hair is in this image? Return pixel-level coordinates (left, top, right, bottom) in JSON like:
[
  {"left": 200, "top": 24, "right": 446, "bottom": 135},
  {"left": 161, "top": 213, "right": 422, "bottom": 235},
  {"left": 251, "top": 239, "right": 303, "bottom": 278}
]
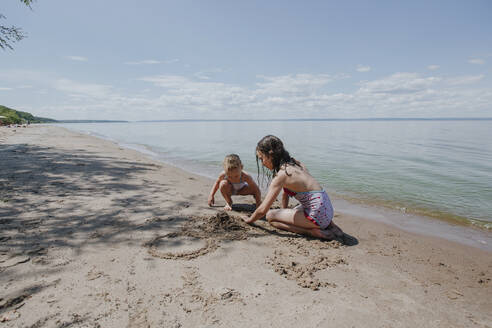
[{"left": 256, "top": 135, "right": 299, "bottom": 184}]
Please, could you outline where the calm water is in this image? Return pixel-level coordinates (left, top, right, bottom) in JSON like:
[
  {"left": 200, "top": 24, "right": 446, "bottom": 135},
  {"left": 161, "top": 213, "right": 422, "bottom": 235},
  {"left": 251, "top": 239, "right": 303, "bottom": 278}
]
[{"left": 58, "top": 120, "right": 492, "bottom": 230}]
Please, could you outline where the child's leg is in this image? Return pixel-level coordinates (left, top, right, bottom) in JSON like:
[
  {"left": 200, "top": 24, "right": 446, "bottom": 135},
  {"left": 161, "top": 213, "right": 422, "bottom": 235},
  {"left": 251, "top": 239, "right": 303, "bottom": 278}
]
[
  {"left": 237, "top": 185, "right": 261, "bottom": 207},
  {"left": 218, "top": 180, "right": 234, "bottom": 210},
  {"left": 269, "top": 220, "right": 335, "bottom": 239},
  {"left": 266, "top": 208, "right": 334, "bottom": 239}
]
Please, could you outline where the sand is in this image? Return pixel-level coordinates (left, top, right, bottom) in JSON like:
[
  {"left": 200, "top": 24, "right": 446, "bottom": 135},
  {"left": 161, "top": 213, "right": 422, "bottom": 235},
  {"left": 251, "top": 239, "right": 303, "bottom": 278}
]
[{"left": 0, "top": 125, "right": 490, "bottom": 328}]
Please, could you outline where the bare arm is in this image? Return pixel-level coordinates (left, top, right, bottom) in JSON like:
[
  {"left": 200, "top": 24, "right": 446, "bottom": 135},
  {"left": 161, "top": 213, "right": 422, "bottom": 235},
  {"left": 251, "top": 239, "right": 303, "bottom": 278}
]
[
  {"left": 281, "top": 191, "right": 289, "bottom": 208},
  {"left": 245, "top": 175, "right": 283, "bottom": 224},
  {"left": 208, "top": 172, "right": 225, "bottom": 206}
]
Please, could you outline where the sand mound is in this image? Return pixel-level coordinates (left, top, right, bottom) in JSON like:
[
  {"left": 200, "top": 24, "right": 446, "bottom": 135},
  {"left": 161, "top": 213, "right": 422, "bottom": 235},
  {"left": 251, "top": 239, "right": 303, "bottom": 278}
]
[
  {"left": 145, "top": 212, "right": 252, "bottom": 260},
  {"left": 198, "top": 212, "right": 250, "bottom": 240}
]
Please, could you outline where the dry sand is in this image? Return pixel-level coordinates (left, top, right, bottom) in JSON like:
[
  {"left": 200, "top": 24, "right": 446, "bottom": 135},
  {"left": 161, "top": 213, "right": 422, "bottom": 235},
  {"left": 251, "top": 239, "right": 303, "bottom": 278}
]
[{"left": 0, "top": 125, "right": 490, "bottom": 327}]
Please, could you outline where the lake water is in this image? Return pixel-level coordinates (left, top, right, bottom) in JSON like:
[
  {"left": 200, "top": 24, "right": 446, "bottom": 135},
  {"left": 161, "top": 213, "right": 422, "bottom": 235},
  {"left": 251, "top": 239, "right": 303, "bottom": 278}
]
[{"left": 58, "top": 120, "right": 492, "bottom": 232}]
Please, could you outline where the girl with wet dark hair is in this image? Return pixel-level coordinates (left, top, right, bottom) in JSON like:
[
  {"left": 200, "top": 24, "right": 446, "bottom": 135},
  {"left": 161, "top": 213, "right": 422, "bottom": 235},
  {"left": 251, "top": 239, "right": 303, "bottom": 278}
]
[{"left": 246, "top": 135, "right": 343, "bottom": 240}]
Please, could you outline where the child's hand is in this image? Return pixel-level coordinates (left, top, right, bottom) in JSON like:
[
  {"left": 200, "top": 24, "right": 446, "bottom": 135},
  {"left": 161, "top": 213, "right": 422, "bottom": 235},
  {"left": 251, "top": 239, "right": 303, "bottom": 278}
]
[{"left": 208, "top": 195, "right": 214, "bottom": 206}]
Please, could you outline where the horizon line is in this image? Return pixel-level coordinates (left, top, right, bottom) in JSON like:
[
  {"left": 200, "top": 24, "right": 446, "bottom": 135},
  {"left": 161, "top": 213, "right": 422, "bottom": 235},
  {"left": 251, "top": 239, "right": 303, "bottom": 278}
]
[
  {"left": 53, "top": 117, "right": 492, "bottom": 123},
  {"left": 134, "top": 117, "right": 492, "bottom": 122}
]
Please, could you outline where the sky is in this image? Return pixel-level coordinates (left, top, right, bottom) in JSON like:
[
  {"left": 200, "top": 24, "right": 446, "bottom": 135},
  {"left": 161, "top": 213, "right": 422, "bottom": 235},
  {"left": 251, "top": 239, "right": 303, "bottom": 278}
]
[{"left": 1, "top": 0, "right": 491, "bottom": 120}]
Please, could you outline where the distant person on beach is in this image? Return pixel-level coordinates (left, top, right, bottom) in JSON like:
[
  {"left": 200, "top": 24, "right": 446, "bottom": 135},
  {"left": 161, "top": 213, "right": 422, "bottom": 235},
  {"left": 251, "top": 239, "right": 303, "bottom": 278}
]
[
  {"left": 208, "top": 154, "right": 262, "bottom": 211},
  {"left": 245, "top": 135, "right": 344, "bottom": 240}
]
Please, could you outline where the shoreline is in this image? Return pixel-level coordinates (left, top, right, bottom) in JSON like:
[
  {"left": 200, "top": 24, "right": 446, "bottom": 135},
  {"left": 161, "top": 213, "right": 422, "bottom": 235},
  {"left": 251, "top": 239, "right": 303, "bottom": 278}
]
[
  {"left": 55, "top": 123, "right": 492, "bottom": 251},
  {"left": 1, "top": 125, "right": 490, "bottom": 327}
]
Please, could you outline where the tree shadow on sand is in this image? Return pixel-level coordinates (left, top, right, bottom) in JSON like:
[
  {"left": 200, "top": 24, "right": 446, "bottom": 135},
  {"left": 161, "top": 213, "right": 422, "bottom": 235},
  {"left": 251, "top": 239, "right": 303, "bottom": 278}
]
[{"left": 0, "top": 144, "right": 204, "bottom": 274}]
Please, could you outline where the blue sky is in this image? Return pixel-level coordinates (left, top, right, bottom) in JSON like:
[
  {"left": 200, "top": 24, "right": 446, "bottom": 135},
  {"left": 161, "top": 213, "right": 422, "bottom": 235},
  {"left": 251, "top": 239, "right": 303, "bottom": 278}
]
[{"left": 1, "top": 0, "right": 491, "bottom": 120}]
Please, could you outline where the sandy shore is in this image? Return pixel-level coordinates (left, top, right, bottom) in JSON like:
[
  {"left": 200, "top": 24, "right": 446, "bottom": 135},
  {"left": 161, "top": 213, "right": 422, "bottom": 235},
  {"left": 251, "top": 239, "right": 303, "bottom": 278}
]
[{"left": 1, "top": 125, "right": 490, "bottom": 327}]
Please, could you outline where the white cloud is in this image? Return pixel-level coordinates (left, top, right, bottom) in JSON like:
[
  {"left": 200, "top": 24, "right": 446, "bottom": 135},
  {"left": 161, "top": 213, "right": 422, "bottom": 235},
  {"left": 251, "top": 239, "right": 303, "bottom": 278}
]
[
  {"left": 126, "top": 60, "right": 161, "bottom": 65},
  {"left": 357, "top": 65, "right": 371, "bottom": 72},
  {"left": 194, "top": 68, "right": 224, "bottom": 80},
  {"left": 0, "top": 87, "right": 13, "bottom": 91},
  {"left": 427, "top": 65, "right": 440, "bottom": 71},
  {"left": 254, "top": 74, "right": 346, "bottom": 95},
  {"left": 54, "top": 79, "right": 114, "bottom": 98},
  {"left": 445, "top": 75, "right": 484, "bottom": 86},
  {"left": 131, "top": 72, "right": 490, "bottom": 119},
  {"left": 65, "top": 56, "right": 88, "bottom": 62},
  {"left": 2, "top": 68, "right": 492, "bottom": 120},
  {"left": 194, "top": 72, "right": 211, "bottom": 80},
  {"left": 125, "top": 59, "right": 179, "bottom": 65},
  {"left": 357, "top": 73, "right": 441, "bottom": 95},
  {"left": 468, "top": 58, "right": 485, "bottom": 65},
  {"left": 138, "top": 75, "right": 249, "bottom": 112}
]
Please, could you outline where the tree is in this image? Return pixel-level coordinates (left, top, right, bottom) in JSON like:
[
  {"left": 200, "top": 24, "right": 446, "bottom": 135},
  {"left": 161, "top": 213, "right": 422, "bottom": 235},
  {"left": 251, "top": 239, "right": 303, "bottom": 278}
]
[{"left": 1, "top": 0, "right": 35, "bottom": 50}]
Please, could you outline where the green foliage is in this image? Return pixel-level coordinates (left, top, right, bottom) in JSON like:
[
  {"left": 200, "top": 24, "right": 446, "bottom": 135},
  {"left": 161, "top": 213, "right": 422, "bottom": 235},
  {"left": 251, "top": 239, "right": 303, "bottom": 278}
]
[
  {"left": 0, "top": 0, "right": 35, "bottom": 50},
  {"left": 0, "top": 105, "right": 56, "bottom": 124},
  {"left": 21, "top": 0, "right": 35, "bottom": 7}
]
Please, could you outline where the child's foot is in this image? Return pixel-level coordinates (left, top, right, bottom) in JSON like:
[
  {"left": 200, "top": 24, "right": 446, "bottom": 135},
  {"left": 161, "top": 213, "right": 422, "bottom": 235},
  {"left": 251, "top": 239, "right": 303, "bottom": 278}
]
[
  {"left": 224, "top": 204, "right": 232, "bottom": 211},
  {"left": 311, "top": 228, "right": 335, "bottom": 240},
  {"left": 327, "top": 221, "right": 344, "bottom": 238}
]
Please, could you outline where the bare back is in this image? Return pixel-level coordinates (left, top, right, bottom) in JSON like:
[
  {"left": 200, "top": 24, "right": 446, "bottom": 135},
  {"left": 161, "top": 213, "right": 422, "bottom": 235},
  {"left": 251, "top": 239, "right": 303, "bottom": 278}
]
[{"left": 277, "top": 162, "right": 322, "bottom": 192}]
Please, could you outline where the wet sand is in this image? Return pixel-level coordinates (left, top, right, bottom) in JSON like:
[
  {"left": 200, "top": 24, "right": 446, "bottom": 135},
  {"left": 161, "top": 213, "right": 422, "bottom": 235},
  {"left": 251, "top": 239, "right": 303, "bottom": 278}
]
[{"left": 0, "top": 125, "right": 491, "bottom": 327}]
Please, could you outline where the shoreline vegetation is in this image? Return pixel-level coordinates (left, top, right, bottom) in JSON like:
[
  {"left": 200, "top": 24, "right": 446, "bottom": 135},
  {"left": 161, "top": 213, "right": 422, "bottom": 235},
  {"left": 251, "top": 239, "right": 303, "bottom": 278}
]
[
  {"left": 0, "top": 105, "right": 126, "bottom": 125},
  {"left": 0, "top": 125, "right": 490, "bottom": 327},
  {"left": 0, "top": 105, "right": 56, "bottom": 125}
]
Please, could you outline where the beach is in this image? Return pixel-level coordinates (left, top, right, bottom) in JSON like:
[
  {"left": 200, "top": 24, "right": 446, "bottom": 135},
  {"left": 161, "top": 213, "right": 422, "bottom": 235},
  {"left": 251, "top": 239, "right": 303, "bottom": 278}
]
[{"left": 1, "top": 125, "right": 491, "bottom": 327}]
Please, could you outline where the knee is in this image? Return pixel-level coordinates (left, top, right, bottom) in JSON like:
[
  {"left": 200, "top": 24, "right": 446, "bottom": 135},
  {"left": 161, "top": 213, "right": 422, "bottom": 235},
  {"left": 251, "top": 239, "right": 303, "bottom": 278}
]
[
  {"left": 219, "top": 180, "right": 230, "bottom": 192},
  {"left": 265, "top": 210, "right": 278, "bottom": 223}
]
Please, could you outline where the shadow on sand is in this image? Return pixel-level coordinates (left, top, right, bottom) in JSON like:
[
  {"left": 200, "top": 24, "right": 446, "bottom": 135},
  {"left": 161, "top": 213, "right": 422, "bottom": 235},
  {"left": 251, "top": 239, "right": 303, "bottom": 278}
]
[
  {"left": 252, "top": 219, "right": 359, "bottom": 246},
  {"left": 0, "top": 144, "right": 198, "bottom": 268}
]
